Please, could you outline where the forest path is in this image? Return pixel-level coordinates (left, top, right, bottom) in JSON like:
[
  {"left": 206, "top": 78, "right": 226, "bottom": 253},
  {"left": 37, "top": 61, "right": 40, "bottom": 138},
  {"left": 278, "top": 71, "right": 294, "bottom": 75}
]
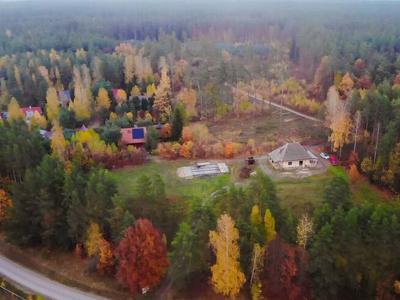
[
  {"left": 0, "top": 255, "right": 108, "bottom": 300},
  {"left": 229, "top": 84, "right": 324, "bottom": 123}
]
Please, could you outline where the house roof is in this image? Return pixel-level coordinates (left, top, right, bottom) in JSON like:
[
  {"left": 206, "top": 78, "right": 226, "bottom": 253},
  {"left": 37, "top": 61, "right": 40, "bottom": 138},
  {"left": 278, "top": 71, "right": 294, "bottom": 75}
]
[
  {"left": 21, "top": 107, "right": 42, "bottom": 118},
  {"left": 269, "top": 142, "right": 316, "bottom": 162},
  {"left": 58, "top": 90, "right": 71, "bottom": 106},
  {"left": 120, "top": 127, "right": 147, "bottom": 145}
]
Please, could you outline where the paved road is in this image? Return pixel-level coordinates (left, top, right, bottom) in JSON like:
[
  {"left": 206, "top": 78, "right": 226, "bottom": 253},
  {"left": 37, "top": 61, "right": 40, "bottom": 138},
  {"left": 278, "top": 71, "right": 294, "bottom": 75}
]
[
  {"left": 230, "top": 85, "right": 324, "bottom": 123},
  {"left": 0, "top": 255, "right": 108, "bottom": 300}
]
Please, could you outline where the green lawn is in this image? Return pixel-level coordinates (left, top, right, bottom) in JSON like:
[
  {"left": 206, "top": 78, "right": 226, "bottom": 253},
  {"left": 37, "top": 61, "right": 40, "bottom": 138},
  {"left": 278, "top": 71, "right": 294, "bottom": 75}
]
[
  {"left": 111, "top": 161, "right": 389, "bottom": 217},
  {"left": 275, "top": 168, "right": 339, "bottom": 216},
  {"left": 110, "top": 160, "right": 234, "bottom": 201}
]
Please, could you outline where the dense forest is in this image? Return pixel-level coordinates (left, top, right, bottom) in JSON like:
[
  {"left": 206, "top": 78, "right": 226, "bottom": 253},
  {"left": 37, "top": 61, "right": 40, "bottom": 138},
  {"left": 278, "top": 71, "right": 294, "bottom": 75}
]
[{"left": 0, "top": 1, "right": 400, "bottom": 299}]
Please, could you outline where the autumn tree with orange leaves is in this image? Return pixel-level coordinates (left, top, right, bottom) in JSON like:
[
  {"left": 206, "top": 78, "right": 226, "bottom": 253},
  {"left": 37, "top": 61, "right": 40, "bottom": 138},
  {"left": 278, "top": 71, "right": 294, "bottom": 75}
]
[
  {"left": 97, "top": 238, "right": 114, "bottom": 275},
  {"left": 116, "top": 218, "right": 169, "bottom": 296},
  {"left": 0, "top": 189, "right": 11, "bottom": 224}
]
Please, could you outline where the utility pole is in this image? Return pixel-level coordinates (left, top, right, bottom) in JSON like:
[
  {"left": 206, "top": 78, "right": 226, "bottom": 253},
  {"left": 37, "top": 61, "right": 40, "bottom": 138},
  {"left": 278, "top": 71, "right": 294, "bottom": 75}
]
[{"left": 373, "top": 122, "right": 380, "bottom": 165}]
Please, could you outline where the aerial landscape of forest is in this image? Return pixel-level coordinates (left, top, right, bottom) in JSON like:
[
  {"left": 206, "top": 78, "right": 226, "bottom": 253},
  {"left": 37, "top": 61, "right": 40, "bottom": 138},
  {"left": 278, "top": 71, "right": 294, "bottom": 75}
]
[{"left": 0, "top": 0, "right": 400, "bottom": 299}]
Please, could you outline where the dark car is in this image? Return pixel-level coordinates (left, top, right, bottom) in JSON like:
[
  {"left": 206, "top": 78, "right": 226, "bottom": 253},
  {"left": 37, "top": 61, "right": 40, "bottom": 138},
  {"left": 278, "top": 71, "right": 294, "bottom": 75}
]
[{"left": 246, "top": 156, "right": 256, "bottom": 165}]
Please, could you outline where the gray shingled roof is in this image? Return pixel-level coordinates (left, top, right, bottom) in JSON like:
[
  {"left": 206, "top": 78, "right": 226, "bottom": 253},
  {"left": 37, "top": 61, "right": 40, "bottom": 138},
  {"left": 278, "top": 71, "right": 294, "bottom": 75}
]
[{"left": 269, "top": 142, "right": 316, "bottom": 162}]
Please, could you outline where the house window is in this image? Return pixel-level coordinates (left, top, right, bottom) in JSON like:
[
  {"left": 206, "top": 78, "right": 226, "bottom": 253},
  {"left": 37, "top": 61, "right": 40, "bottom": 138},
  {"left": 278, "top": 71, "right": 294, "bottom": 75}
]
[
  {"left": 288, "top": 161, "right": 292, "bottom": 166},
  {"left": 299, "top": 160, "right": 303, "bottom": 166}
]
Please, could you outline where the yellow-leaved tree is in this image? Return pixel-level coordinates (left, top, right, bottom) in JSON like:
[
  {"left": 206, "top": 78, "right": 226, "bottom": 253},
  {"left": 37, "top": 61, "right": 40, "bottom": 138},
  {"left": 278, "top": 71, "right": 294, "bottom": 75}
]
[
  {"left": 96, "top": 88, "right": 111, "bottom": 112},
  {"left": 72, "top": 129, "right": 107, "bottom": 156},
  {"left": 296, "top": 213, "right": 314, "bottom": 249},
  {"left": 130, "top": 85, "right": 141, "bottom": 98},
  {"left": 46, "top": 87, "right": 60, "bottom": 122},
  {"left": 329, "top": 112, "right": 352, "bottom": 156},
  {"left": 250, "top": 243, "right": 265, "bottom": 300},
  {"left": 69, "top": 67, "right": 92, "bottom": 121},
  {"left": 339, "top": 72, "right": 354, "bottom": 95},
  {"left": 153, "top": 67, "right": 171, "bottom": 122},
  {"left": 115, "top": 89, "right": 127, "bottom": 105},
  {"left": 85, "top": 222, "right": 103, "bottom": 257},
  {"left": 7, "top": 98, "right": 24, "bottom": 122},
  {"left": 250, "top": 205, "right": 262, "bottom": 226},
  {"left": 30, "top": 111, "right": 47, "bottom": 129},
  {"left": 264, "top": 209, "right": 277, "bottom": 242},
  {"left": 97, "top": 238, "right": 114, "bottom": 274},
  {"left": 177, "top": 88, "right": 197, "bottom": 119},
  {"left": 146, "top": 83, "right": 156, "bottom": 97},
  {"left": 326, "top": 86, "right": 352, "bottom": 157},
  {"left": 51, "top": 122, "right": 69, "bottom": 161},
  {"left": 209, "top": 214, "right": 246, "bottom": 298},
  {"left": 124, "top": 54, "right": 135, "bottom": 85}
]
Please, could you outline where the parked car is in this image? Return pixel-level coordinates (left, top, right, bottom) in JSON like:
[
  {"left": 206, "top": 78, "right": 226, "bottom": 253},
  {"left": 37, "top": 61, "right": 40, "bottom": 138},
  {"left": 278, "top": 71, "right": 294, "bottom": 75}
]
[
  {"left": 246, "top": 156, "right": 256, "bottom": 165},
  {"left": 320, "top": 152, "right": 330, "bottom": 160},
  {"left": 330, "top": 155, "right": 339, "bottom": 166}
]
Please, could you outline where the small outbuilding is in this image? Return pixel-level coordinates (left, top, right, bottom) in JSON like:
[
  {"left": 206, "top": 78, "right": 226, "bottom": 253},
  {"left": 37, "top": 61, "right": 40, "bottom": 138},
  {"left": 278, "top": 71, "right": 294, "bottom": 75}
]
[
  {"left": 120, "top": 127, "right": 147, "bottom": 146},
  {"left": 268, "top": 142, "right": 317, "bottom": 170},
  {"left": 58, "top": 90, "right": 72, "bottom": 107}
]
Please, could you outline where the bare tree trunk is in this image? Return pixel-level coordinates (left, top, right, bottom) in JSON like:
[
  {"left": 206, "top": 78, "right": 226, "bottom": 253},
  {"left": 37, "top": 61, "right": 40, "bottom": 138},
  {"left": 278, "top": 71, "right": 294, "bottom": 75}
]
[
  {"left": 353, "top": 111, "right": 360, "bottom": 153},
  {"left": 373, "top": 122, "right": 380, "bottom": 165}
]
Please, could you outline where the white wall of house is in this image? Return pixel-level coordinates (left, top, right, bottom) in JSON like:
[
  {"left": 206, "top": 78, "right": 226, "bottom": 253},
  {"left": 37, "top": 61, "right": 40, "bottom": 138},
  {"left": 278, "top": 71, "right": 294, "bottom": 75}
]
[{"left": 278, "top": 159, "right": 317, "bottom": 169}]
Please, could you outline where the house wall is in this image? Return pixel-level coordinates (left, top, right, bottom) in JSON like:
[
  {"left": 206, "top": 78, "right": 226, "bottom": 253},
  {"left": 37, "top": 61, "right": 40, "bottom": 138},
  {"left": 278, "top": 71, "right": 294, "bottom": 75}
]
[{"left": 279, "top": 159, "right": 318, "bottom": 169}]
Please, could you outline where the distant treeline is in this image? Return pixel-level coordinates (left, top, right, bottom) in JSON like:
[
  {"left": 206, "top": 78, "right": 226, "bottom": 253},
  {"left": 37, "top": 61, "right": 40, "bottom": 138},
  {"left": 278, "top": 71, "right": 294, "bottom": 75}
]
[{"left": 2, "top": 1, "right": 400, "bottom": 76}]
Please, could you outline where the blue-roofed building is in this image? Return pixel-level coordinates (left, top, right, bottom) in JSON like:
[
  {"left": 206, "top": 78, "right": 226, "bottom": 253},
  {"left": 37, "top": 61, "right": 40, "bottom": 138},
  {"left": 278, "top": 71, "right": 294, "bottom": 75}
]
[{"left": 120, "top": 127, "right": 147, "bottom": 146}]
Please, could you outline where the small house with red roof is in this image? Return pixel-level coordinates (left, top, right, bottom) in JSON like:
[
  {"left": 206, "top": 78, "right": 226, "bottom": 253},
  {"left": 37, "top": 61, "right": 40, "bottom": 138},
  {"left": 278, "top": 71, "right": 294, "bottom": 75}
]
[
  {"left": 21, "top": 106, "right": 43, "bottom": 120},
  {"left": 120, "top": 127, "right": 147, "bottom": 146}
]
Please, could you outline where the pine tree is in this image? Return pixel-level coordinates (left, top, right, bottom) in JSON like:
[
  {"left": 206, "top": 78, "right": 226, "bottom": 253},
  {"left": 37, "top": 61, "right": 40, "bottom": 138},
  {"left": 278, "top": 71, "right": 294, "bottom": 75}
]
[
  {"left": 0, "top": 78, "right": 10, "bottom": 109},
  {"left": 168, "top": 222, "right": 197, "bottom": 288},
  {"left": 171, "top": 105, "right": 184, "bottom": 141},
  {"left": 209, "top": 214, "right": 246, "bottom": 298}
]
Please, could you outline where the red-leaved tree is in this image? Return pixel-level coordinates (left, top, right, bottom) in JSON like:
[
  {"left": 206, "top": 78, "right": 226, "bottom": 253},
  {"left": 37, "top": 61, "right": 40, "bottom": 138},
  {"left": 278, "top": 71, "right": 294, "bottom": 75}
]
[
  {"left": 115, "top": 218, "right": 169, "bottom": 296},
  {"left": 261, "top": 236, "right": 310, "bottom": 300}
]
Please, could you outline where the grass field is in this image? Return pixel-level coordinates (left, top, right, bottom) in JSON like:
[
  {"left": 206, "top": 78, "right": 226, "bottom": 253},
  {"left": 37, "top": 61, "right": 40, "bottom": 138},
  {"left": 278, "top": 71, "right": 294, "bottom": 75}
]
[
  {"left": 111, "top": 161, "right": 392, "bottom": 217},
  {"left": 206, "top": 108, "right": 328, "bottom": 146},
  {"left": 110, "top": 160, "right": 238, "bottom": 201}
]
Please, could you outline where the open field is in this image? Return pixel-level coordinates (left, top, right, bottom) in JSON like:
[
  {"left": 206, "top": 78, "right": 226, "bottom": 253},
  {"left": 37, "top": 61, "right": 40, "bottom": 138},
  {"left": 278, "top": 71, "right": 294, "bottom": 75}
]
[
  {"left": 206, "top": 108, "right": 328, "bottom": 147},
  {"left": 111, "top": 161, "right": 392, "bottom": 218}
]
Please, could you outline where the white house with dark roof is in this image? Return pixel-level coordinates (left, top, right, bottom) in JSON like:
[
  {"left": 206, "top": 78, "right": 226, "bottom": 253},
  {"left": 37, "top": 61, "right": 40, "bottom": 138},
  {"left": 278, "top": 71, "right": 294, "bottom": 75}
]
[{"left": 268, "top": 142, "right": 318, "bottom": 170}]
